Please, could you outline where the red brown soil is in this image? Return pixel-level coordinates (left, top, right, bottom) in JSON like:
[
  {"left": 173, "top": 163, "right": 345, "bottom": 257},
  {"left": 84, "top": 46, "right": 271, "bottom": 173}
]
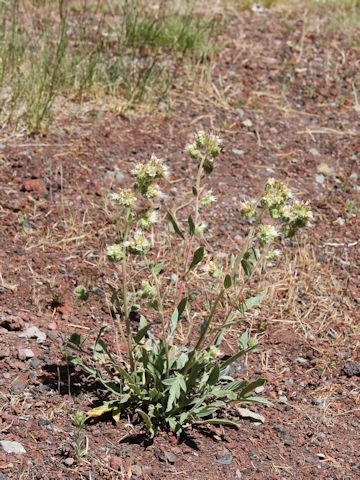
[{"left": 0, "top": 7, "right": 359, "bottom": 480}]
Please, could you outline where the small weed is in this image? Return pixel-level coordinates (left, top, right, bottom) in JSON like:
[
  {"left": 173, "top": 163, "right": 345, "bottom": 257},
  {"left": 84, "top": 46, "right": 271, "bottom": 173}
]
[
  {"left": 66, "top": 132, "right": 312, "bottom": 436},
  {"left": 72, "top": 411, "right": 87, "bottom": 461}
]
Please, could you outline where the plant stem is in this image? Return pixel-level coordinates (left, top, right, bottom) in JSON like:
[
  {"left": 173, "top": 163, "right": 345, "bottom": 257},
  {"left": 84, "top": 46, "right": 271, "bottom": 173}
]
[
  {"left": 176, "top": 155, "right": 205, "bottom": 304},
  {"left": 182, "top": 287, "right": 224, "bottom": 375},
  {"left": 122, "top": 207, "right": 135, "bottom": 372}
]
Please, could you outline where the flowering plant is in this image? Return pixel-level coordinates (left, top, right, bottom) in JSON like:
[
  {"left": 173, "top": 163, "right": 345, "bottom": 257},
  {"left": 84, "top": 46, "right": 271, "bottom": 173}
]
[{"left": 67, "top": 132, "right": 312, "bottom": 436}]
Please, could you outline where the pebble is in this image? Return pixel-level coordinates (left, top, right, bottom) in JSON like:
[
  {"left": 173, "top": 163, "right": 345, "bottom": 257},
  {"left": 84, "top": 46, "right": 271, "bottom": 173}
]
[
  {"left": 242, "top": 119, "right": 253, "bottom": 128},
  {"left": 215, "top": 447, "right": 233, "bottom": 465},
  {"left": 18, "top": 348, "right": 35, "bottom": 360},
  {"left": 19, "top": 325, "right": 46, "bottom": 343},
  {"left": 63, "top": 457, "right": 75, "bottom": 467},
  {"left": 110, "top": 455, "right": 122, "bottom": 471},
  {"left": 315, "top": 174, "right": 325, "bottom": 185},
  {"left": 29, "top": 357, "right": 41, "bottom": 368},
  {"left": 0, "top": 440, "right": 26, "bottom": 454},
  {"left": 232, "top": 148, "right": 245, "bottom": 156},
  {"left": 343, "top": 361, "right": 360, "bottom": 377},
  {"left": 279, "top": 395, "right": 288, "bottom": 403},
  {"left": 0, "top": 313, "right": 24, "bottom": 331},
  {"left": 309, "top": 148, "right": 320, "bottom": 157}
]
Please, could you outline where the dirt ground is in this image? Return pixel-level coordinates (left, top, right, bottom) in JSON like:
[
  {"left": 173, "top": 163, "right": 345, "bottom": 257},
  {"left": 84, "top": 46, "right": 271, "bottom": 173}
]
[{"left": 0, "top": 5, "right": 359, "bottom": 480}]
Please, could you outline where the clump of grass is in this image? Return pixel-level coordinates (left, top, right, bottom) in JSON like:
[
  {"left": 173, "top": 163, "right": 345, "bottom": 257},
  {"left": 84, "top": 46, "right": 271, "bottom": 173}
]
[{"left": 0, "top": 0, "right": 217, "bottom": 132}]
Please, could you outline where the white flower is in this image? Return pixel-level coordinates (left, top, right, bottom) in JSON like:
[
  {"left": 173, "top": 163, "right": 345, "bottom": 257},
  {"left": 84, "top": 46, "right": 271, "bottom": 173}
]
[
  {"left": 107, "top": 244, "right": 124, "bottom": 262},
  {"left": 201, "top": 191, "right": 216, "bottom": 207},
  {"left": 258, "top": 224, "right": 278, "bottom": 245},
  {"left": 125, "top": 230, "right": 150, "bottom": 255}
]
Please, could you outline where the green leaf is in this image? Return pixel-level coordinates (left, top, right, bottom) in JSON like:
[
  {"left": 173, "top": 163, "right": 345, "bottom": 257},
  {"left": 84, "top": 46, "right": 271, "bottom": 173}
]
[
  {"left": 196, "top": 418, "right": 239, "bottom": 428},
  {"left": 223, "top": 380, "right": 247, "bottom": 392},
  {"left": 68, "top": 332, "right": 82, "bottom": 347},
  {"left": 238, "top": 291, "right": 266, "bottom": 313},
  {"left": 188, "top": 215, "right": 195, "bottom": 236},
  {"left": 167, "top": 211, "right": 185, "bottom": 239},
  {"left": 239, "top": 396, "right": 272, "bottom": 406},
  {"left": 224, "top": 274, "right": 232, "bottom": 289},
  {"left": 135, "top": 323, "right": 152, "bottom": 343},
  {"left": 115, "top": 366, "right": 141, "bottom": 395},
  {"left": 137, "top": 409, "right": 154, "bottom": 436},
  {"left": 87, "top": 403, "right": 112, "bottom": 418},
  {"left": 220, "top": 349, "right": 247, "bottom": 371},
  {"left": 188, "top": 246, "right": 204, "bottom": 272},
  {"left": 166, "top": 374, "right": 183, "bottom": 412},
  {"left": 151, "top": 263, "right": 163, "bottom": 276},
  {"left": 208, "top": 364, "right": 220, "bottom": 386},
  {"left": 238, "top": 378, "right": 265, "bottom": 398},
  {"left": 168, "top": 297, "right": 187, "bottom": 339},
  {"left": 241, "top": 258, "right": 251, "bottom": 276}
]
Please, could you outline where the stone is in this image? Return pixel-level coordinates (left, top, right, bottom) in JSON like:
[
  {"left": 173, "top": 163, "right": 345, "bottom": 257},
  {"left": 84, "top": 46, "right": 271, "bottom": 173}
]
[
  {"left": 0, "top": 440, "right": 26, "bottom": 454},
  {"left": 110, "top": 455, "right": 122, "bottom": 471},
  {"left": 0, "top": 347, "right": 10, "bottom": 359},
  {"left": 315, "top": 174, "right": 325, "bottom": 185},
  {"left": 242, "top": 119, "right": 253, "bottom": 128},
  {"left": 18, "top": 348, "right": 35, "bottom": 360},
  {"left": 29, "top": 357, "right": 41, "bottom": 368},
  {"left": 0, "top": 313, "right": 24, "bottom": 331},
  {"left": 21, "top": 179, "right": 46, "bottom": 195},
  {"left": 19, "top": 325, "right": 46, "bottom": 344},
  {"left": 343, "top": 361, "right": 360, "bottom": 377},
  {"left": 309, "top": 148, "right": 320, "bottom": 157},
  {"left": 232, "top": 148, "right": 245, "bottom": 156},
  {"left": 215, "top": 447, "right": 233, "bottom": 465},
  {"left": 63, "top": 457, "right": 75, "bottom": 467},
  {"left": 237, "top": 407, "right": 265, "bottom": 424}
]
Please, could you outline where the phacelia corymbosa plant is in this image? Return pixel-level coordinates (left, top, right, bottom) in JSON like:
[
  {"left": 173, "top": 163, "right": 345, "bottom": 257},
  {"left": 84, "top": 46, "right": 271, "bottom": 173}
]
[{"left": 67, "top": 131, "right": 312, "bottom": 437}]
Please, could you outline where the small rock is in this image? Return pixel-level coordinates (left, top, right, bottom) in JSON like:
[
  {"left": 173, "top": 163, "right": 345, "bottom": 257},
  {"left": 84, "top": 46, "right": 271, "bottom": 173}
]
[
  {"left": 317, "top": 162, "right": 334, "bottom": 176},
  {"left": 63, "top": 457, "right": 75, "bottom": 467},
  {"left": 237, "top": 407, "right": 265, "bottom": 424},
  {"left": 10, "top": 378, "right": 28, "bottom": 394},
  {"left": 235, "top": 470, "right": 242, "bottom": 478},
  {"left": 29, "top": 357, "right": 41, "bottom": 368},
  {"left": 110, "top": 455, "right": 122, "bottom": 471},
  {"left": 19, "top": 325, "right": 46, "bottom": 344},
  {"left": 309, "top": 148, "right": 320, "bottom": 157},
  {"left": 0, "top": 313, "right": 24, "bottom": 331},
  {"left": 279, "top": 395, "right": 288, "bottom": 403},
  {"left": 343, "top": 361, "right": 360, "bottom": 377},
  {"left": 18, "top": 348, "right": 35, "bottom": 360},
  {"left": 165, "top": 452, "right": 176, "bottom": 464},
  {"left": 0, "top": 440, "right": 26, "bottom": 454},
  {"left": 130, "top": 465, "right": 143, "bottom": 476},
  {"left": 0, "top": 347, "right": 10, "bottom": 359},
  {"left": 232, "top": 148, "right": 245, "bottom": 156},
  {"left": 314, "top": 399, "right": 325, "bottom": 408},
  {"left": 215, "top": 447, "right": 233, "bottom": 465},
  {"left": 315, "top": 174, "right": 325, "bottom": 185},
  {"left": 21, "top": 179, "right": 46, "bottom": 195},
  {"left": 38, "top": 419, "right": 51, "bottom": 426},
  {"left": 47, "top": 330, "right": 60, "bottom": 342},
  {"left": 242, "top": 119, "right": 253, "bottom": 128},
  {"left": 296, "top": 356, "right": 308, "bottom": 364},
  {"left": 235, "top": 108, "right": 245, "bottom": 118}
]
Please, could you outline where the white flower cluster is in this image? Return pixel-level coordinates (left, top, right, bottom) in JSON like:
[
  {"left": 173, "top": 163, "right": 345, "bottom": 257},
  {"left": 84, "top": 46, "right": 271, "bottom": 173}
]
[
  {"left": 131, "top": 154, "right": 169, "bottom": 198},
  {"left": 124, "top": 230, "right": 150, "bottom": 255},
  {"left": 185, "top": 131, "right": 222, "bottom": 173}
]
